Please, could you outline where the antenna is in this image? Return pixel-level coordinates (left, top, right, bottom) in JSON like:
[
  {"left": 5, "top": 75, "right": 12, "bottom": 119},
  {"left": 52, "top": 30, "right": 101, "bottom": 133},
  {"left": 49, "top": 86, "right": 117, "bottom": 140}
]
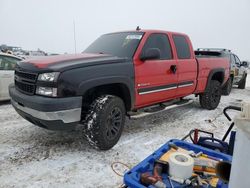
[
  {"left": 136, "top": 26, "right": 141, "bottom": 31},
  {"left": 73, "top": 20, "right": 77, "bottom": 54}
]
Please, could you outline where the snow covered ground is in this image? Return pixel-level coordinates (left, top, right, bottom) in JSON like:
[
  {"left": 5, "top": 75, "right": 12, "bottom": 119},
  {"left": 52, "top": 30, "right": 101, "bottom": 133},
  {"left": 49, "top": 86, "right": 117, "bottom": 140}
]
[{"left": 0, "top": 74, "right": 249, "bottom": 188}]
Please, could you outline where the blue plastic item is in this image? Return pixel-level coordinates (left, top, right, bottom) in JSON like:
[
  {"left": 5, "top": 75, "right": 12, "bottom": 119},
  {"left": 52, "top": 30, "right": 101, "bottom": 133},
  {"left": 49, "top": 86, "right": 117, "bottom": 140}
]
[{"left": 124, "top": 139, "right": 232, "bottom": 188}]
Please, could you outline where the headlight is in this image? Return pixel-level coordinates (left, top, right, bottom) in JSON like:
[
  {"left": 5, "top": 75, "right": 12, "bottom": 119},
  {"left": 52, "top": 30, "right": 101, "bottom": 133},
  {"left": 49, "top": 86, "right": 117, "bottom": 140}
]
[
  {"left": 36, "top": 87, "right": 57, "bottom": 97},
  {"left": 38, "top": 72, "right": 59, "bottom": 82}
]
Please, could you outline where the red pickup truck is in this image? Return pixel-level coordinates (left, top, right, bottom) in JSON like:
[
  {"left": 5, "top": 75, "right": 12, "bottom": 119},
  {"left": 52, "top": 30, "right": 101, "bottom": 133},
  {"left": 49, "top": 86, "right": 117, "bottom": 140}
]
[{"left": 9, "top": 29, "right": 230, "bottom": 150}]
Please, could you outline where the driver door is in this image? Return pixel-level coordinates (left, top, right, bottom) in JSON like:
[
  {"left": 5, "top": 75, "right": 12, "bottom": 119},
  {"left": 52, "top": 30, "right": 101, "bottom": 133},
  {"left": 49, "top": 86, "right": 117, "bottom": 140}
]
[{"left": 134, "top": 33, "right": 178, "bottom": 108}]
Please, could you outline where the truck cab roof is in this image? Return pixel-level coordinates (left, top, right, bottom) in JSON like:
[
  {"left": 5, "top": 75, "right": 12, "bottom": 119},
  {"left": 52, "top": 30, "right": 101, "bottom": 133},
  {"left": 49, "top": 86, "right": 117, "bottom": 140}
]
[{"left": 110, "top": 29, "right": 188, "bottom": 36}]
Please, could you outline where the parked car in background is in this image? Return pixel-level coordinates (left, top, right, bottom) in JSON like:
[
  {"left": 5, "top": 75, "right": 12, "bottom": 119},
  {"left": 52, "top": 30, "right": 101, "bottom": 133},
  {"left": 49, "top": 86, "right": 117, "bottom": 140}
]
[
  {"left": 231, "top": 57, "right": 248, "bottom": 89},
  {"left": 0, "top": 53, "right": 22, "bottom": 101},
  {"left": 196, "top": 48, "right": 248, "bottom": 95}
]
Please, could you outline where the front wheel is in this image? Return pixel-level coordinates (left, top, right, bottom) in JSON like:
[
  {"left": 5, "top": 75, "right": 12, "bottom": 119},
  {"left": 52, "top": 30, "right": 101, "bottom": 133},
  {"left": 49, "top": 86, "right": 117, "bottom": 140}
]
[
  {"left": 199, "top": 80, "right": 222, "bottom": 110},
  {"left": 238, "top": 74, "right": 247, "bottom": 89},
  {"left": 83, "top": 95, "right": 125, "bottom": 150}
]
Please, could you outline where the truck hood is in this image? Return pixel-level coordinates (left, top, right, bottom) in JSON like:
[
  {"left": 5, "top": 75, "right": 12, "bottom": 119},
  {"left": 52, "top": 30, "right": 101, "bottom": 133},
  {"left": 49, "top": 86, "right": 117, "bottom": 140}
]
[{"left": 18, "top": 53, "right": 128, "bottom": 72}]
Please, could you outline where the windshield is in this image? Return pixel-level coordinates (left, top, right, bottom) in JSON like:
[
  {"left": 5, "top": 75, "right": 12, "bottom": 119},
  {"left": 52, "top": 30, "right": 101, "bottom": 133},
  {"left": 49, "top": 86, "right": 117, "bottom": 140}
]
[{"left": 84, "top": 32, "right": 144, "bottom": 59}]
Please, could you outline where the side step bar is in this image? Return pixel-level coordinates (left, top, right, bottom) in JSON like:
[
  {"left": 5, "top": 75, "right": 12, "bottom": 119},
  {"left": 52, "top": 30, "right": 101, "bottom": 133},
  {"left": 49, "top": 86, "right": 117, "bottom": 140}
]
[{"left": 128, "top": 99, "right": 193, "bottom": 119}]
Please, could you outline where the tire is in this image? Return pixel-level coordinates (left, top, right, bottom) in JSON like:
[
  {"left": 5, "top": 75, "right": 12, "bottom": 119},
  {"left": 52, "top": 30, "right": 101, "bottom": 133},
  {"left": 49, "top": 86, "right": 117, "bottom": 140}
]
[
  {"left": 83, "top": 95, "right": 125, "bottom": 150},
  {"left": 199, "top": 80, "right": 222, "bottom": 110},
  {"left": 238, "top": 74, "right": 247, "bottom": 89},
  {"left": 222, "top": 78, "right": 232, "bottom": 95}
]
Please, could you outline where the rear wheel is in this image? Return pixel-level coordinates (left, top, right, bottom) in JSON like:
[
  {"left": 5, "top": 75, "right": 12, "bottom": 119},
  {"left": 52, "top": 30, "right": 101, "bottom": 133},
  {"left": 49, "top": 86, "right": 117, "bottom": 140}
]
[
  {"left": 238, "top": 74, "right": 247, "bottom": 89},
  {"left": 200, "top": 80, "right": 222, "bottom": 110},
  {"left": 83, "top": 95, "right": 125, "bottom": 150},
  {"left": 222, "top": 78, "right": 232, "bottom": 95}
]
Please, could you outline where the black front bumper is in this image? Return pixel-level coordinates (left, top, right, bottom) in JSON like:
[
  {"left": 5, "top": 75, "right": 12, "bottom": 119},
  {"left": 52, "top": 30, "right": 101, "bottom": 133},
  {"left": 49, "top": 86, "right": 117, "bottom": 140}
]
[{"left": 9, "top": 84, "right": 82, "bottom": 130}]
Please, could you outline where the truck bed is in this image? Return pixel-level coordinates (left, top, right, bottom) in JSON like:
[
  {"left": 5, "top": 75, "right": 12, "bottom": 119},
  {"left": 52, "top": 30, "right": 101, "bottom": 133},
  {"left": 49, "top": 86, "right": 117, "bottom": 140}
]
[{"left": 195, "top": 55, "right": 230, "bottom": 93}]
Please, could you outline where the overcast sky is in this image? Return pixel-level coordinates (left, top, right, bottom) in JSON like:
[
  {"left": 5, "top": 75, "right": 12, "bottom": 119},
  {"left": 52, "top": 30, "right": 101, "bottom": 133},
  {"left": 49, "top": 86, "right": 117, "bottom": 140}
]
[{"left": 0, "top": 0, "right": 249, "bottom": 60}]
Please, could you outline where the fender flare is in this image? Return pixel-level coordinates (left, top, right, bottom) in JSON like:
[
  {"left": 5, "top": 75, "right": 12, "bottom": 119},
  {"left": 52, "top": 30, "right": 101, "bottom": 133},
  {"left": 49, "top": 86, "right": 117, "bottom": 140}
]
[
  {"left": 77, "top": 76, "right": 135, "bottom": 108},
  {"left": 206, "top": 68, "right": 225, "bottom": 90}
]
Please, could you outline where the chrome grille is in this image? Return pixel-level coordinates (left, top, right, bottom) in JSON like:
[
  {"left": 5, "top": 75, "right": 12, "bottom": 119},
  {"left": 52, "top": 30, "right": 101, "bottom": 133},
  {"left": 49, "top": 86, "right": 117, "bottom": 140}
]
[
  {"left": 15, "top": 70, "right": 38, "bottom": 95},
  {"left": 15, "top": 70, "right": 37, "bottom": 81}
]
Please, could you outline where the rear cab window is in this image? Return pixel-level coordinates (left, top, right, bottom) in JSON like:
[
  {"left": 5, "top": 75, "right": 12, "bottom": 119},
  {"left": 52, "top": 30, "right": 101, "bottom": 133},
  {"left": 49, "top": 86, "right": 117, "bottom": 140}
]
[
  {"left": 173, "top": 35, "right": 191, "bottom": 59},
  {"left": 230, "top": 55, "right": 236, "bottom": 68}
]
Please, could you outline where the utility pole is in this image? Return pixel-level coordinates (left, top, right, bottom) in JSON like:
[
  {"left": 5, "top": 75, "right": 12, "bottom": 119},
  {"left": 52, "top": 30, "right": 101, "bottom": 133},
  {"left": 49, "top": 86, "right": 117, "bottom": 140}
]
[{"left": 73, "top": 20, "right": 77, "bottom": 54}]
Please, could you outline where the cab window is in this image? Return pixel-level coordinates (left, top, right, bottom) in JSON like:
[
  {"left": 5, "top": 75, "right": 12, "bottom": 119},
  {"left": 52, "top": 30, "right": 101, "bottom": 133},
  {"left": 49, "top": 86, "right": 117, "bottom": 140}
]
[
  {"left": 142, "top": 33, "right": 172, "bottom": 60},
  {"left": 173, "top": 35, "right": 191, "bottom": 59},
  {"left": 234, "top": 55, "right": 241, "bottom": 67}
]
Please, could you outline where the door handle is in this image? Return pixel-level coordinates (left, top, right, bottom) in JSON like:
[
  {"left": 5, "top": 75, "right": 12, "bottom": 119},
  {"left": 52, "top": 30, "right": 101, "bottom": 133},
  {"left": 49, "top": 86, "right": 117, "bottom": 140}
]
[{"left": 170, "top": 65, "right": 177, "bottom": 74}]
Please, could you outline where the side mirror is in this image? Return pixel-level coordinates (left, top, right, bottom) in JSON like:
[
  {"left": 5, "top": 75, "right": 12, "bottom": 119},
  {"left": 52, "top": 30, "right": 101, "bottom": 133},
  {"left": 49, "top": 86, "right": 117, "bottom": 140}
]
[
  {"left": 140, "top": 48, "right": 161, "bottom": 61},
  {"left": 241, "top": 61, "right": 249, "bottom": 68}
]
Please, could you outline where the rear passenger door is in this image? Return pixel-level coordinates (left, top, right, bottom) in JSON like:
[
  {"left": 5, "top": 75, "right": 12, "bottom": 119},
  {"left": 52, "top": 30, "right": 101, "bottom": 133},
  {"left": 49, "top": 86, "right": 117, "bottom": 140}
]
[
  {"left": 172, "top": 35, "right": 197, "bottom": 96},
  {"left": 134, "top": 33, "right": 178, "bottom": 107}
]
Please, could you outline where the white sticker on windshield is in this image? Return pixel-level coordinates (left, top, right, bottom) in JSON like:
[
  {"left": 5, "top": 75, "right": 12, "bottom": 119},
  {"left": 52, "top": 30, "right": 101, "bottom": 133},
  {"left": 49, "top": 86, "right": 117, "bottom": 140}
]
[{"left": 126, "top": 35, "right": 142, "bottom": 40}]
